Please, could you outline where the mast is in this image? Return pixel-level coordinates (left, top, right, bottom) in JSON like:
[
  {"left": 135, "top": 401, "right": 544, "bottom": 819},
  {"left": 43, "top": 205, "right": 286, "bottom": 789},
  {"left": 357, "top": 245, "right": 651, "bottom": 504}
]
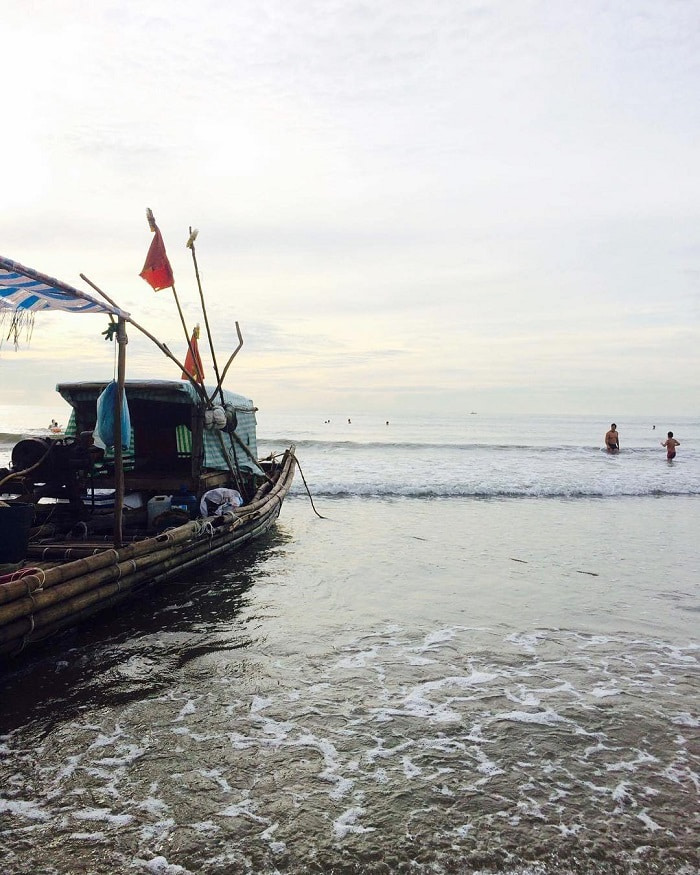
[{"left": 113, "top": 317, "right": 127, "bottom": 548}]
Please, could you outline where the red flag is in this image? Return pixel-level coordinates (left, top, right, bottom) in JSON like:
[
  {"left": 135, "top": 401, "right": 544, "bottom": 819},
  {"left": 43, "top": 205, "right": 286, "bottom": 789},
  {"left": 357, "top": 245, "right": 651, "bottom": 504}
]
[
  {"left": 139, "top": 210, "right": 174, "bottom": 291},
  {"left": 182, "top": 325, "right": 205, "bottom": 383}
]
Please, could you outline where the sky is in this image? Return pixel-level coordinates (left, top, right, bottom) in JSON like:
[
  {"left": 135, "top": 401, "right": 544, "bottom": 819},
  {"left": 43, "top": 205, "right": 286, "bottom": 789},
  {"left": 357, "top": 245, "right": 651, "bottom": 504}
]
[{"left": 1, "top": 0, "right": 698, "bottom": 418}]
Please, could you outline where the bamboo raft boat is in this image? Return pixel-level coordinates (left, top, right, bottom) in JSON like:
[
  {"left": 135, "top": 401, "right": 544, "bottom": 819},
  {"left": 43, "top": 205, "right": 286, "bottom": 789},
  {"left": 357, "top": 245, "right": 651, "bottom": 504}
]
[
  {"left": 0, "top": 217, "right": 298, "bottom": 659},
  {"left": 0, "top": 381, "right": 296, "bottom": 658}
]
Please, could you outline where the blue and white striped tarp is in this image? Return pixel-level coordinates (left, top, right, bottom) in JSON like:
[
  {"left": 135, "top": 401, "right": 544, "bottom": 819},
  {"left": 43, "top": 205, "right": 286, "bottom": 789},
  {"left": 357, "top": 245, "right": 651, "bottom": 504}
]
[{"left": 0, "top": 255, "right": 129, "bottom": 317}]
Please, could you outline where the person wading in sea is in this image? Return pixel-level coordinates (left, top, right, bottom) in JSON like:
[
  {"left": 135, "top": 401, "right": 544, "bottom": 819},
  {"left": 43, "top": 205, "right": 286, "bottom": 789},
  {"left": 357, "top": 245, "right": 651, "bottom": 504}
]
[
  {"left": 661, "top": 431, "right": 680, "bottom": 461},
  {"left": 605, "top": 423, "right": 620, "bottom": 453}
]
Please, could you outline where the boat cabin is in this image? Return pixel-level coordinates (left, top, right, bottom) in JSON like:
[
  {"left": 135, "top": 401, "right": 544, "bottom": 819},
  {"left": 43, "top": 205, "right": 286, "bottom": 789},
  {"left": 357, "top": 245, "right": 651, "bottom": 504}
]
[
  {"left": 1, "top": 380, "right": 265, "bottom": 534},
  {"left": 58, "top": 380, "right": 262, "bottom": 495}
]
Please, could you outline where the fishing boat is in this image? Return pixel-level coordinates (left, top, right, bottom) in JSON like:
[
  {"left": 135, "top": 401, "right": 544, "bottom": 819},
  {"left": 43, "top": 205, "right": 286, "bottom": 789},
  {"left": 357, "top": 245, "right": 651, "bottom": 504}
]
[{"left": 0, "top": 217, "right": 297, "bottom": 659}]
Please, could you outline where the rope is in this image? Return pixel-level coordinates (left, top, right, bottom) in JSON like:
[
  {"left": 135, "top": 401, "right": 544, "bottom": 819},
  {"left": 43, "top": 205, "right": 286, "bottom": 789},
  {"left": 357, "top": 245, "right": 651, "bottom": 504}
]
[
  {"left": 16, "top": 612, "right": 35, "bottom": 653},
  {"left": 192, "top": 519, "right": 215, "bottom": 538},
  {"left": 292, "top": 453, "right": 326, "bottom": 519},
  {"left": 0, "top": 566, "right": 42, "bottom": 585}
]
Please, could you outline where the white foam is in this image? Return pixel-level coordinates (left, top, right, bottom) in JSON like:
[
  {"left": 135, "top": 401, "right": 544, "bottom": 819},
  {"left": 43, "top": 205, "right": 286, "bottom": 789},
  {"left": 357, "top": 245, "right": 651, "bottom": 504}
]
[
  {"left": 140, "top": 819, "right": 175, "bottom": 843},
  {"left": 138, "top": 855, "right": 193, "bottom": 874},
  {"left": 606, "top": 750, "right": 659, "bottom": 773},
  {"left": 363, "top": 738, "right": 413, "bottom": 765},
  {"left": 72, "top": 807, "right": 133, "bottom": 826},
  {"left": 93, "top": 743, "right": 145, "bottom": 766},
  {"left": 337, "top": 646, "right": 379, "bottom": 668},
  {"left": 402, "top": 756, "right": 422, "bottom": 778},
  {"left": 0, "top": 798, "right": 50, "bottom": 821},
  {"left": 88, "top": 726, "right": 123, "bottom": 748},
  {"left": 505, "top": 688, "right": 541, "bottom": 707},
  {"left": 636, "top": 810, "right": 662, "bottom": 832},
  {"left": 249, "top": 695, "right": 272, "bottom": 714},
  {"left": 332, "top": 806, "right": 375, "bottom": 839},
  {"left": 139, "top": 796, "right": 170, "bottom": 816},
  {"left": 191, "top": 820, "right": 220, "bottom": 834},
  {"left": 494, "top": 709, "right": 571, "bottom": 726},
  {"left": 175, "top": 700, "right": 196, "bottom": 721},
  {"left": 413, "top": 628, "right": 457, "bottom": 652},
  {"left": 671, "top": 712, "right": 699, "bottom": 727},
  {"left": 219, "top": 797, "right": 267, "bottom": 824},
  {"left": 475, "top": 749, "right": 505, "bottom": 776},
  {"left": 259, "top": 822, "right": 286, "bottom": 855},
  {"left": 55, "top": 755, "right": 81, "bottom": 782},
  {"left": 507, "top": 632, "right": 546, "bottom": 653},
  {"left": 557, "top": 822, "right": 582, "bottom": 836},
  {"left": 198, "top": 769, "right": 232, "bottom": 793},
  {"left": 294, "top": 732, "right": 355, "bottom": 800},
  {"left": 590, "top": 687, "right": 621, "bottom": 698},
  {"left": 453, "top": 823, "right": 473, "bottom": 837}
]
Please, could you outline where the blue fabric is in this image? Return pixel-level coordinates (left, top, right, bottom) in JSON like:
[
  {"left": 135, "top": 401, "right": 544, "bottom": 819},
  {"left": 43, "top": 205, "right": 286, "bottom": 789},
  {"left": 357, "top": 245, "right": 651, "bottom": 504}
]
[
  {"left": 0, "top": 255, "right": 128, "bottom": 316},
  {"left": 95, "top": 381, "right": 132, "bottom": 449}
]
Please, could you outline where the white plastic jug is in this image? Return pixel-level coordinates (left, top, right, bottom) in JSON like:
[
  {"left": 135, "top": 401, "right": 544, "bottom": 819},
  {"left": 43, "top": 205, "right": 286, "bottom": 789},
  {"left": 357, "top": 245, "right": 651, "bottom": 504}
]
[{"left": 147, "top": 495, "right": 171, "bottom": 530}]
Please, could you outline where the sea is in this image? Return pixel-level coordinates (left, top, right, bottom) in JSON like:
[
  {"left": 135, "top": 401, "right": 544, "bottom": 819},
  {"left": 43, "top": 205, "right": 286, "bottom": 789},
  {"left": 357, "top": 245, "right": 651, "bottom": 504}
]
[{"left": 0, "top": 408, "right": 698, "bottom": 875}]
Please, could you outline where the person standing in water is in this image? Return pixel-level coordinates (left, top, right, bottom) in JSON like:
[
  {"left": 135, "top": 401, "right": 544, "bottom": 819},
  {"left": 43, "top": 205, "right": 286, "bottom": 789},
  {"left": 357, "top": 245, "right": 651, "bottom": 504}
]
[
  {"left": 605, "top": 423, "right": 620, "bottom": 453},
  {"left": 661, "top": 431, "right": 680, "bottom": 460}
]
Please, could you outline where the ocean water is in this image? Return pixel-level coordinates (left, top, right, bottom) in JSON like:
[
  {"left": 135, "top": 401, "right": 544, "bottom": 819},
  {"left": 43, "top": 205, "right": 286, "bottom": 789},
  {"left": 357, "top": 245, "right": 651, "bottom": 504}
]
[{"left": 0, "top": 412, "right": 698, "bottom": 875}]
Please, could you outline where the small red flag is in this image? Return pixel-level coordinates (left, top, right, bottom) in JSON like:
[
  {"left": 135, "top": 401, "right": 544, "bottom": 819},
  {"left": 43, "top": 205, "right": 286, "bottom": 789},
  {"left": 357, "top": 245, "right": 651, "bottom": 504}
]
[
  {"left": 182, "top": 325, "right": 205, "bottom": 383},
  {"left": 139, "top": 211, "right": 174, "bottom": 291}
]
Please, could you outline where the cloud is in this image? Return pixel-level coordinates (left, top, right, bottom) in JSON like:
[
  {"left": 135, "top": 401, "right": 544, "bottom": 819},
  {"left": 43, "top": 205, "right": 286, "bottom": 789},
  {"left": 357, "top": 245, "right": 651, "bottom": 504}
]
[{"left": 1, "top": 0, "right": 699, "bottom": 416}]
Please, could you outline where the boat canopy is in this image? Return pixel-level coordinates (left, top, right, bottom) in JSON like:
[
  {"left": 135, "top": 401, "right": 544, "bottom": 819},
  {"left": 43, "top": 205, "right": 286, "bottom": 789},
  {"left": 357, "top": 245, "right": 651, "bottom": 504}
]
[
  {"left": 57, "top": 380, "right": 262, "bottom": 475},
  {"left": 0, "top": 256, "right": 128, "bottom": 317}
]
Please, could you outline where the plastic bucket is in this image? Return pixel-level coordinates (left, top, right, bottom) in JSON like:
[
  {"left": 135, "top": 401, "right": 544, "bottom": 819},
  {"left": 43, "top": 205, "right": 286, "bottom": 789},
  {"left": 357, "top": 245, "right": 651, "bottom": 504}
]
[
  {"left": 0, "top": 503, "right": 34, "bottom": 564},
  {"left": 147, "top": 495, "right": 171, "bottom": 531}
]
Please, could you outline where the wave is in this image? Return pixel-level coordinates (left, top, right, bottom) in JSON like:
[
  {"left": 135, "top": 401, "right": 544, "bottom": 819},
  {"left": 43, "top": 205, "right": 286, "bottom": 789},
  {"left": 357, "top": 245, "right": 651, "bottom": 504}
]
[
  {"left": 259, "top": 437, "right": 664, "bottom": 454},
  {"left": 289, "top": 485, "right": 700, "bottom": 499},
  {"left": 0, "top": 429, "right": 52, "bottom": 444}
]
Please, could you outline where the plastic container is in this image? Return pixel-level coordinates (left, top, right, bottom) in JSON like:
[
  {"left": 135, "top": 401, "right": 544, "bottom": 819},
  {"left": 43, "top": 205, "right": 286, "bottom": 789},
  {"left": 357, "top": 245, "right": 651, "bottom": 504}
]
[
  {"left": 170, "top": 486, "right": 199, "bottom": 519},
  {"left": 147, "top": 495, "right": 171, "bottom": 530},
  {"left": 0, "top": 503, "right": 34, "bottom": 564}
]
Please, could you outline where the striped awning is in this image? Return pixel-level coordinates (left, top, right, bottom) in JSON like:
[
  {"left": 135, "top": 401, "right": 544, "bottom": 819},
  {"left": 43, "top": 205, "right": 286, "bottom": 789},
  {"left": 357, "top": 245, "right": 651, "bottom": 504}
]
[{"left": 0, "top": 255, "right": 129, "bottom": 318}]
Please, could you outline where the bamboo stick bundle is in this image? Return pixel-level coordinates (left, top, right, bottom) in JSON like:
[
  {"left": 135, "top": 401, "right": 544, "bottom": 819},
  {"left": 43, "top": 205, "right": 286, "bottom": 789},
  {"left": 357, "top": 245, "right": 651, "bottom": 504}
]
[
  {"left": 0, "top": 521, "right": 211, "bottom": 606},
  {"left": 0, "top": 506, "right": 280, "bottom": 654},
  {"left": 0, "top": 506, "right": 259, "bottom": 627},
  {"left": 0, "top": 474, "right": 292, "bottom": 629},
  {"left": 0, "top": 459, "right": 292, "bottom": 613},
  {"left": 0, "top": 450, "right": 296, "bottom": 655}
]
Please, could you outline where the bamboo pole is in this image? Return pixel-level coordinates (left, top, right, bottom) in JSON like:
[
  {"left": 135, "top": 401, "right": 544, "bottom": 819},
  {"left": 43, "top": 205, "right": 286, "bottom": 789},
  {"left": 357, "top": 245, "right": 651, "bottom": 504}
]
[
  {"left": 0, "top": 449, "right": 296, "bottom": 652},
  {"left": 0, "top": 476, "right": 294, "bottom": 655},
  {"left": 113, "top": 317, "right": 127, "bottom": 548},
  {"left": 187, "top": 228, "right": 223, "bottom": 405},
  {"left": 79, "top": 274, "right": 209, "bottom": 406},
  {"left": 0, "top": 449, "right": 295, "bottom": 611},
  {"left": 214, "top": 322, "right": 244, "bottom": 396},
  {"left": 0, "top": 511, "right": 281, "bottom": 655}
]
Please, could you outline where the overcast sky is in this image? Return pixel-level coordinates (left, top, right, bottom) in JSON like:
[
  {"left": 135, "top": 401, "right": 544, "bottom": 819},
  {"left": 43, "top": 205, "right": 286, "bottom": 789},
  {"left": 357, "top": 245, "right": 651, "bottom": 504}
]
[{"left": 1, "top": 0, "right": 698, "bottom": 418}]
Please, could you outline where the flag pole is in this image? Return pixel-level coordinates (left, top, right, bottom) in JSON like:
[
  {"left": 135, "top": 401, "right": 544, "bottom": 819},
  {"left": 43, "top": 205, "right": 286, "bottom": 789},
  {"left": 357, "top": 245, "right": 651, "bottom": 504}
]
[
  {"left": 113, "top": 317, "right": 127, "bottom": 548},
  {"left": 187, "top": 227, "right": 224, "bottom": 403},
  {"left": 80, "top": 274, "right": 209, "bottom": 406},
  {"left": 142, "top": 209, "right": 203, "bottom": 399}
]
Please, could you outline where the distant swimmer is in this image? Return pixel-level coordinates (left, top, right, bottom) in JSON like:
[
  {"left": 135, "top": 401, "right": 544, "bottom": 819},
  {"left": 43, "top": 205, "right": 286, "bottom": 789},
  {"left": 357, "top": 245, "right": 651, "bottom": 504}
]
[
  {"left": 661, "top": 431, "right": 680, "bottom": 461},
  {"left": 348, "top": 418, "right": 351, "bottom": 424},
  {"left": 605, "top": 423, "right": 620, "bottom": 453}
]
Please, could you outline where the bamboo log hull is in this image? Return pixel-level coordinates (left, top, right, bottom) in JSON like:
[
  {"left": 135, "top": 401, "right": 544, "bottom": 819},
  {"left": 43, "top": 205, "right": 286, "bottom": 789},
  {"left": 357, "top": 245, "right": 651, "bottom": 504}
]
[{"left": 0, "top": 449, "right": 295, "bottom": 657}]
